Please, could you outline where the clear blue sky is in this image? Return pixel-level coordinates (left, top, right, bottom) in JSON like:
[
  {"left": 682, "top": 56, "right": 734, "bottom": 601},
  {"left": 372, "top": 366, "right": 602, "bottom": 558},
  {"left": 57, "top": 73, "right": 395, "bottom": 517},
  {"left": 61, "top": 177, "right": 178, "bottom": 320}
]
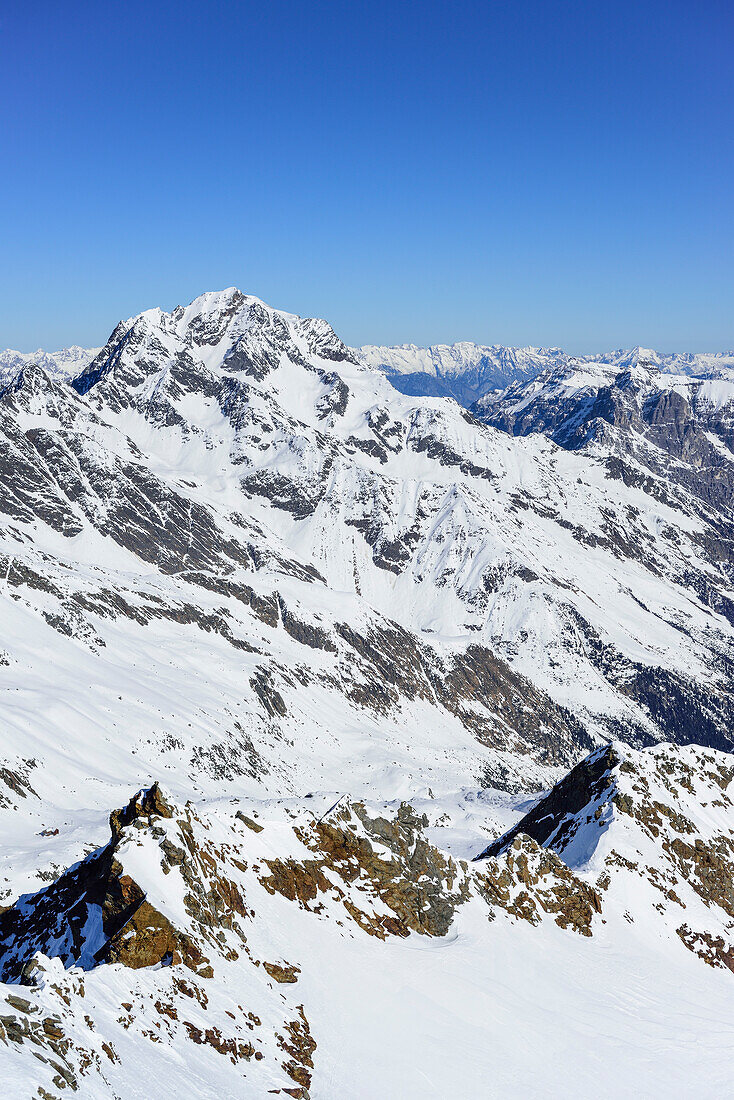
[{"left": 2, "top": 0, "right": 733, "bottom": 352}]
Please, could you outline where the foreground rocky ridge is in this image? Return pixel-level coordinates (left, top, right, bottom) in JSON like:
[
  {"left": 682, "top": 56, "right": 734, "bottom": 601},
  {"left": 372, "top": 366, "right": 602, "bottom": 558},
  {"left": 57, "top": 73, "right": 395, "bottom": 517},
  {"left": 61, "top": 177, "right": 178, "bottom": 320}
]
[{"left": 1, "top": 741, "right": 733, "bottom": 1096}]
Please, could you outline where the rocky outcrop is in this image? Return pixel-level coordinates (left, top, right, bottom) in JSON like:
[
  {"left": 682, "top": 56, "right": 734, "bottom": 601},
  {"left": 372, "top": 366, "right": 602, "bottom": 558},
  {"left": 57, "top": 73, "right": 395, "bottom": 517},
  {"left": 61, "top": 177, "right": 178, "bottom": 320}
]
[
  {"left": 476, "top": 834, "right": 602, "bottom": 936},
  {"left": 0, "top": 743, "right": 732, "bottom": 1096},
  {"left": 259, "top": 800, "right": 473, "bottom": 939},
  {"left": 0, "top": 784, "right": 215, "bottom": 982},
  {"left": 476, "top": 741, "right": 734, "bottom": 973},
  {"left": 259, "top": 796, "right": 603, "bottom": 941},
  {"left": 477, "top": 745, "right": 619, "bottom": 859}
]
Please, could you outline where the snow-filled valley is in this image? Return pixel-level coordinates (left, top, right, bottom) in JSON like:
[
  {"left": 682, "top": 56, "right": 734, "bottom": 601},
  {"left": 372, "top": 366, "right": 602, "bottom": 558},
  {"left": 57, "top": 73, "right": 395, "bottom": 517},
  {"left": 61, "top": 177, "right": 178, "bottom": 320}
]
[{"left": 1, "top": 290, "right": 733, "bottom": 1097}]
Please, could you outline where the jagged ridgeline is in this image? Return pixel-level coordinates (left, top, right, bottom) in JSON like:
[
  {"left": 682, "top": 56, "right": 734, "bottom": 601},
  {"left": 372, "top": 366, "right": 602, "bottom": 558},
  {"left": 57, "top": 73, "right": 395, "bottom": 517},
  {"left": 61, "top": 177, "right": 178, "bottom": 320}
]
[{"left": 0, "top": 290, "right": 733, "bottom": 1095}]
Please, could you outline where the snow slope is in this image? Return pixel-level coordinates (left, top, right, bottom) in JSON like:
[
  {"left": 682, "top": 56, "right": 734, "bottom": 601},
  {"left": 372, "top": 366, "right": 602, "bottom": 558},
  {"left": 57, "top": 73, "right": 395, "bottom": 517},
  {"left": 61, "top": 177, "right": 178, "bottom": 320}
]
[{"left": 0, "top": 289, "right": 731, "bottom": 847}]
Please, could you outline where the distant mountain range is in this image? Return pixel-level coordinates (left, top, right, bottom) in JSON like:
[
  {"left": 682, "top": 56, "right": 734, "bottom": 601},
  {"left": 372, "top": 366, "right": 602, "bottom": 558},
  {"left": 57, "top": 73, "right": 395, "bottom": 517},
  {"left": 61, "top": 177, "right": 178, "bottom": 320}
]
[
  {"left": 5, "top": 339, "right": 733, "bottom": 409},
  {"left": 357, "top": 341, "right": 734, "bottom": 406},
  {"left": 0, "top": 344, "right": 101, "bottom": 385}
]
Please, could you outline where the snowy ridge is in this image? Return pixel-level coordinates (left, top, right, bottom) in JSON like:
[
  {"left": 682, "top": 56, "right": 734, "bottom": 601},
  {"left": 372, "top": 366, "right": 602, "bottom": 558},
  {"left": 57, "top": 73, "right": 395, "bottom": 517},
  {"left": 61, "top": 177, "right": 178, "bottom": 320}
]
[{"left": 2, "top": 742, "right": 734, "bottom": 1097}]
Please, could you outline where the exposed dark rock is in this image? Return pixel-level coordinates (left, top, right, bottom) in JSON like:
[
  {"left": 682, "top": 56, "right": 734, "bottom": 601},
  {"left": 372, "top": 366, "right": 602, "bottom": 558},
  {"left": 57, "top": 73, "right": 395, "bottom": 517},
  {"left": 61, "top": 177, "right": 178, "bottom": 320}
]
[
  {"left": 477, "top": 745, "right": 619, "bottom": 859},
  {"left": 0, "top": 784, "right": 209, "bottom": 982}
]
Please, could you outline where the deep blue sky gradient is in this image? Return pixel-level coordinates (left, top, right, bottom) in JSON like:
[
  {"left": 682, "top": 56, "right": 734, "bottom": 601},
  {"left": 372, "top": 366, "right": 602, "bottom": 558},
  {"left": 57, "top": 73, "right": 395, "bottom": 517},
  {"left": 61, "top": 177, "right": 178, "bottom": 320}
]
[{"left": 2, "top": 0, "right": 733, "bottom": 352}]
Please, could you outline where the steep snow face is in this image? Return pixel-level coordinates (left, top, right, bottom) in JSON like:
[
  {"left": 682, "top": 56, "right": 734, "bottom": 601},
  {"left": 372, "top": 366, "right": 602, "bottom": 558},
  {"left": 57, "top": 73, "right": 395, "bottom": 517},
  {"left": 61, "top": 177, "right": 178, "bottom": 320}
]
[{"left": 359, "top": 341, "right": 734, "bottom": 407}]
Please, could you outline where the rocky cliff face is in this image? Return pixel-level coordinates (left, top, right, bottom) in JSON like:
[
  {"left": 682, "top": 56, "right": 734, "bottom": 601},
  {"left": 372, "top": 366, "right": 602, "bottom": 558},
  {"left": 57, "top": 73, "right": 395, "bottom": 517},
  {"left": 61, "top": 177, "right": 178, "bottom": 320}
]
[
  {"left": 480, "top": 740, "right": 734, "bottom": 975},
  {"left": 474, "top": 359, "right": 734, "bottom": 516}
]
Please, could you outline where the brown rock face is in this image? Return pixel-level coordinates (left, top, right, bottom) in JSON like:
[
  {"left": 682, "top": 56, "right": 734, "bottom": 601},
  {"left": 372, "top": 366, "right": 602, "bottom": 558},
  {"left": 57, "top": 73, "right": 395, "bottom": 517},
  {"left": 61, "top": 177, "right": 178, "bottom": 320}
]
[
  {"left": 235, "top": 811, "right": 263, "bottom": 833},
  {"left": 259, "top": 798, "right": 604, "bottom": 942},
  {"left": 668, "top": 836, "right": 734, "bottom": 917},
  {"left": 263, "top": 960, "right": 301, "bottom": 984},
  {"left": 260, "top": 800, "right": 472, "bottom": 939},
  {"left": 109, "top": 782, "right": 174, "bottom": 842},
  {"left": 106, "top": 899, "right": 178, "bottom": 968},
  {"left": 277, "top": 1005, "right": 317, "bottom": 1091},
  {"left": 677, "top": 924, "right": 734, "bottom": 972},
  {"left": 0, "top": 782, "right": 211, "bottom": 981},
  {"left": 476, "top": 835, "right": 602, "bottom": 936}
]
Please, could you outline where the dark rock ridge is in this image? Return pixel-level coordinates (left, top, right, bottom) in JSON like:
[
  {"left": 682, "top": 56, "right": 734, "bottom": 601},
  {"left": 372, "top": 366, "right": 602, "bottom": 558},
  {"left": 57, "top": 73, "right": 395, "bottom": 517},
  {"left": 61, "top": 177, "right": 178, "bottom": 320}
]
[
  {"left": 0, "top": 784, "right": 212, "bottom": 982},
  {"left": 475, "top": 739, "right": 734, "bottom": 977},
  {"left": 477, "top": 745, "right": 619, "bottom": 859}
]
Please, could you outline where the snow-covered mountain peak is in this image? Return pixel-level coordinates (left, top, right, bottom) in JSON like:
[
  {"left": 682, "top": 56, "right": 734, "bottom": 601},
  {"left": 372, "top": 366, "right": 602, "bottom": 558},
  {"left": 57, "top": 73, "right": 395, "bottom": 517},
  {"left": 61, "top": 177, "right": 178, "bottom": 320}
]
[
  {"left": 0, "top": 285, "right": 730, "bottom": 789},
  {"left": 2, "top": 289, "right": 734, "bottom": 1095},
  {"left": 610, "top": 345, "right": 661, "bottom": 368},
  {"left": 70, "top": 288, "right": 360, "bottom": 418}
]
